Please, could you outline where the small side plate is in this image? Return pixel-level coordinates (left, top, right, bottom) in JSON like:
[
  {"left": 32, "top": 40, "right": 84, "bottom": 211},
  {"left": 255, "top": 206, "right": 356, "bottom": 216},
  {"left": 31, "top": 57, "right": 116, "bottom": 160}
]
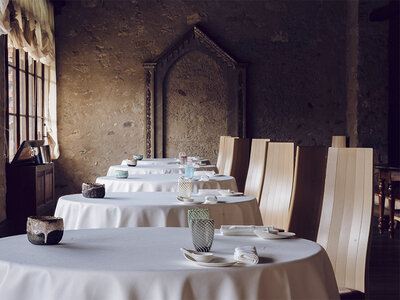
[
  {"left": 254, "top": 230, "right": 296, "bottom": 240},
  {"left": 183, "top": 254, "right": 237, "bottom": 267},
  {"left": 219, "top": 191, "right": 244, "bottom": 196},
  {"left": 176, "top": 196, "right": 204, "bottom": 205}
]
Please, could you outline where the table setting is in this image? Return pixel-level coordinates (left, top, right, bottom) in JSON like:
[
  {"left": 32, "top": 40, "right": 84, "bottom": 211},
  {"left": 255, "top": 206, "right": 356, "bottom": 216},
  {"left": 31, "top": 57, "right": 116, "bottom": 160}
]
[
  {"left": 0, "top": 225, "right": 339, "bottom": 300},
  {"left": 107, "top": 164, "right": 218, "bottom": 176}
]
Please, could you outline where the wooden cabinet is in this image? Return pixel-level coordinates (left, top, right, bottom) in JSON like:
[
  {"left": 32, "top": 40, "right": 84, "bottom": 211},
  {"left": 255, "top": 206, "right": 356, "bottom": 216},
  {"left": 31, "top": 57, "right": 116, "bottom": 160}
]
[{"left": 6, "top": 163, "right": 55, "bottom": 235}]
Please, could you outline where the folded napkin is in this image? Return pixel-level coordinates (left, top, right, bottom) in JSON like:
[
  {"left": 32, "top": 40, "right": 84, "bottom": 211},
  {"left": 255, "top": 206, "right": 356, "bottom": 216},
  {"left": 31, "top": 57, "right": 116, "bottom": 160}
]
[
  {"left": 194, "top": 171, "right": 215, "bottom": 177},
  {"left": 234, "top": 246, "right": 259, "bottom": 264},
  {"left": 198, "top": 189, "right": 229, "bottom": 196},
  {"left": 220, "top": 225, "right": 275, "bottom": 236}
]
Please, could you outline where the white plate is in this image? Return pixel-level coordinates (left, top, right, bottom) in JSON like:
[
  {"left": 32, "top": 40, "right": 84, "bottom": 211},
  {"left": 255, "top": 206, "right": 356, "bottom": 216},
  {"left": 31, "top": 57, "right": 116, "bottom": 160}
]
[
  {"left": 218, "top": 191, "right": 243, "bottom": 196},
  {"left": 176, "top": 197, "right": 204, "bottom": 205},
  {"left": 183, "top": 253, "right": 237, "bottom": 267},
  {"left": 254, "top": 230, "right": 296, "bottom": 240},
  {"left": 212, "top": 174, "right": 224, "bottom": 177}
]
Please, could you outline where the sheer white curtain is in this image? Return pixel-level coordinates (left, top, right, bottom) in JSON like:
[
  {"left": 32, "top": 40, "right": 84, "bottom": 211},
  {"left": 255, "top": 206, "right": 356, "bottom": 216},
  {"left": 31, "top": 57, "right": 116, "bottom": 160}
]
[{"left": 0, "top": 0, "right": 59, "bottom": 158}]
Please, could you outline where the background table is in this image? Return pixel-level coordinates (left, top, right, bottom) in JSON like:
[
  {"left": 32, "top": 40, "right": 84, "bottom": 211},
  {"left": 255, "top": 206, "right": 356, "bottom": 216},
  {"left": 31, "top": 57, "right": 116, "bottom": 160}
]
[
  {"left": 54, "top": 192, "right": 262, "bottom": 229},
  {"left": 96, "top": 174, "right": 237, "bottom": 192},
  {"left": 0, "top": 227, "right": 339, "bottom": 300},
  {"left": 107, "top": 164, "right": 218, "bottom": 176},
  {"left": 123, "top": 157, "right": 211, "bottom": 166}
]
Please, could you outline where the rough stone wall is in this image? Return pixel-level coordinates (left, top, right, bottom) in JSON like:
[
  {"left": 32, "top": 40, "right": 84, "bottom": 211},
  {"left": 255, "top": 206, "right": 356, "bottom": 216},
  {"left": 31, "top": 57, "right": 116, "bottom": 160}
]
[
  {"left": 165, "top": 51, "right": 227, "bottom": 162},
  {"left": 54, "top": 0, "right": 387, "bottom": 198},
  {"left": 357, "top": 0, "right": 389, "bottom": 164}
]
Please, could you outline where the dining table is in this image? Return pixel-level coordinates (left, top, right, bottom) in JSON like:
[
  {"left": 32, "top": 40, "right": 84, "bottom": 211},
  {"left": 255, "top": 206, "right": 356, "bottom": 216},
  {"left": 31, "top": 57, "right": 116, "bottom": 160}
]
[
  {"left": 96, "top": 174, "right": 237, "bottom": 193},
  {"left": 107, "top": 164, "right": 218, "bottom": 176},
  {"left": 125, "top": 157, "right": 211, "bottom": 166},
  {"left": 54, "top": 192, "right": 262, "bottom": 229},
  {"left": 0, "top": 227, "right": 339, "bottom": 300}
]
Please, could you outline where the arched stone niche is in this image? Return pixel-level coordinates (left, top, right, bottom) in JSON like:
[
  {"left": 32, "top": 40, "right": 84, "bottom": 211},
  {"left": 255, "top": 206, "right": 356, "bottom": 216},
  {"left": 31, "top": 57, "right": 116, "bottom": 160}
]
[{"left": 143, "top": 26, "right": 247, "bottom": 158}]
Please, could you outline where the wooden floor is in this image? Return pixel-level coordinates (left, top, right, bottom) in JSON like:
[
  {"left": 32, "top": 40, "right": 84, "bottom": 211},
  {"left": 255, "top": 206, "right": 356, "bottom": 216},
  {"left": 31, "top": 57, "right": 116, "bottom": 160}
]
[{"left": 366, "top": 207, "right": 400, "bottom": 299}]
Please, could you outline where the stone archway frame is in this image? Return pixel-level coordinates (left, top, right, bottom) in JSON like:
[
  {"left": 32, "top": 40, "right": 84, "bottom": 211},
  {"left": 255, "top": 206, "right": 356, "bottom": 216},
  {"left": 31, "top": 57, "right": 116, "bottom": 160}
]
[{"left": 143, "top": 26, "right": 247, "bottom": 158}]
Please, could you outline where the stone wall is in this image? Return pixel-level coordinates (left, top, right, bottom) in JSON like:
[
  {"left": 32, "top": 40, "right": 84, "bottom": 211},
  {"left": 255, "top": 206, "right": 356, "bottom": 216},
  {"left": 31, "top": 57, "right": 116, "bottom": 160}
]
[{"left": 54, "top": 0, "right": 388, "bottom": 198}]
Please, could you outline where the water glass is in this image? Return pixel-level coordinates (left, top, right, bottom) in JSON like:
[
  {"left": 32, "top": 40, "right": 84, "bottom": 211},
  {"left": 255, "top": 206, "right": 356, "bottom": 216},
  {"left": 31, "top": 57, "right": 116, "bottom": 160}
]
[
  {"left": 178, "top": 152, "right": 187, "bottom": 165},
  {"left": 190, "top": 219, "right": 214, "bottom": 252},
  {"left": 178, "top": 176, "right": 192, "bottom": 199},
  {"left": 184, "top": 166, "right": 195, "bottom": 178},
  {"left": 187, "top": 208, "right": 210, "bottom": 228}
]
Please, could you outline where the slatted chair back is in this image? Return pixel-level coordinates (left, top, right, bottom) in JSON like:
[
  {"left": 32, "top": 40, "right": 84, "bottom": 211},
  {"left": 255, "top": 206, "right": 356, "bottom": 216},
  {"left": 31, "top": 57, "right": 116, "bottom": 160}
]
[
  {"left": 331, "top": 136, "right": 347, "bottom": 148},
  {"left": 244, "top": 139, "right": 270, "bottom": 203},
  {"left": 288, "top": 146, "right": 328, "bottom": 241},
  {"left": 223, "top": 138, "right": 250, "bottom": 192},
  {"left": 259, "top": 142, "right": 294, "bottom": 230},
  {"left": 216, "top": 136, "right": 230, "bottom": 173},
  {"left": 317, "top": 147, "right": 373, "bottom": 293}
]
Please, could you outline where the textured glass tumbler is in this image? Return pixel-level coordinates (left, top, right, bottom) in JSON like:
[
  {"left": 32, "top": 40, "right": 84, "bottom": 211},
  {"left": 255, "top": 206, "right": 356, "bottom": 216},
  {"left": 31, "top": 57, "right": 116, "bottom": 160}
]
[
  {"left": 187, "top": 208, "right": 210, "bottom": 228},
  {"left": 178, "top": 177, "right": 192, "bottom": 198},
  {"left": 190, "top": 219, "right": 214, "bottom": 252}
]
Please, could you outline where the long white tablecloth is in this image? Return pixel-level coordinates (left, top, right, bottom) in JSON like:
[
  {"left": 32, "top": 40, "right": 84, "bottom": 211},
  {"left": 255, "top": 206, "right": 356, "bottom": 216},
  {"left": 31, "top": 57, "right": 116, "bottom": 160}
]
[
  {"left": 107, "top": 164, "right": 218, "bottom": 176},
  {"left": 54, "top": 192, "right": 262, "bottom": 229},
  {"left": 125, "top": 157, "right": 211, "bottom": 166},
  {"left": 96, "top": 174, "right": 237, "bottom": 193},
  {"left": 0, "top": 227, "right": 339, "bottom": 300}
]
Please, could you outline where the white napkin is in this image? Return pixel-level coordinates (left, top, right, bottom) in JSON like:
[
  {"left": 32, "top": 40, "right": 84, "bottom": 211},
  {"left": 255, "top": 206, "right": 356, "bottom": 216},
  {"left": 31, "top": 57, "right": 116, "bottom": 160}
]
[
  {"left": 194, "top": 171, "right": 215, "bottom": 177},
  {"left": 220, "top": 225, "right": 275, "bottom": 236},
  {"left": 234, "top": 246, "right": 259, "bottom": 264},
  {"left": 198, "top": 189, "right": 229, "bottom": 196}
]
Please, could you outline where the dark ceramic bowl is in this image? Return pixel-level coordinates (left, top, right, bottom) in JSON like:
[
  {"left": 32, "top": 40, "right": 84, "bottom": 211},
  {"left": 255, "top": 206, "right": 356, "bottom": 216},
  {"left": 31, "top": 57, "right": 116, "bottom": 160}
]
[
  {"left": 27, "top": 216, "right": 64, "bottom": 245},
  {"left": 82, "top": 182, "right": 105, "bottom": 198}
]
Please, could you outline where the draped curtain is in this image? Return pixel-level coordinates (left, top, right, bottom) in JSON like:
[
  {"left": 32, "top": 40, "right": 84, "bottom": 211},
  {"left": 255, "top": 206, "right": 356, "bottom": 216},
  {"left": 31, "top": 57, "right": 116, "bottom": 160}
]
[{"left": 0, "top": 0, "right": 59, "bottom": 158}]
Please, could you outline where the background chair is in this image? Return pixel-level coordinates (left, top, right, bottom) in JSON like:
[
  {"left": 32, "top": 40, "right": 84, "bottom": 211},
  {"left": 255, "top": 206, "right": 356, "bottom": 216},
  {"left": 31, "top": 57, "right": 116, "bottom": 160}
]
[
  {"left": 244, "top": 138, "right": 270, "bottom": 203},
  {"left": 287, "top": 146, "right": 328, "bottom": 241},
  {"left": 216, "top": 136, "right": 230, "bottom": 174},
  {"left": 259, "top": 142, "right": 294, "bottom": 230},
  {"left": 332, "top": 136, "right": 347, "bottom": 148},
  {"left": 317, "top": 147, "right": 373, "bottom": 297},
  {"left": 222, "top": 137, "right": 250, "bottom": 192}
]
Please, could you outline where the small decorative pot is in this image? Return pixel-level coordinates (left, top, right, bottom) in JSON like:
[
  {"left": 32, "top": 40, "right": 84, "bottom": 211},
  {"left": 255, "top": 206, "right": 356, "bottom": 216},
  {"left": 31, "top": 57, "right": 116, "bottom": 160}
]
[
  {"left": 27, "top": 216, "right": 64, "bottom": 245},
  {"left": 115, "top": 169, "right": 129, "bottom": 179},
  {"left": 82, "top": 183, "right": 105, "bottom": 198},
  {"left": 133, "top": 154, "right": 143, "bottom": 160}
]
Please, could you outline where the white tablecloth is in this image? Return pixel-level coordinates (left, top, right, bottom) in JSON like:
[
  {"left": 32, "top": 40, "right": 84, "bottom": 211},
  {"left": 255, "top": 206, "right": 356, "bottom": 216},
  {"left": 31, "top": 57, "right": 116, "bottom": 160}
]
[
  {"left": 96, "top": 174, "right": 237, "bottom": 193},
  {"left": 54, "top": 192, "right": 262, "bottom": 229},
  {"left": 125, "top": 157, "right": 211, "bottom": 166},
  {"left": 0, "top": 227, "right": 339, "bottom": 300},
  {"left": 107, "top": 164, "right": 218, "bottom": 176}
]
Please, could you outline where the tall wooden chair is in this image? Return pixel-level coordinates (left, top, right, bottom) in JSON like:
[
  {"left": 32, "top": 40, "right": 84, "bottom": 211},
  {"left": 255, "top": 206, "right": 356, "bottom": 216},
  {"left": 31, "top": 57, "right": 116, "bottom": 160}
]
[
  {"left": 317, "top": 147, "right": 373, "bottom": 297},
  {"left": 259, "top": 142, "right": 294, "bottom": 230},
  {"left": 287, "top": 146, "right": 328, "bottom": 241},
  {"left": 332, "top": 136, "right": 347, "bottom": 148},
  {"left": 216, "top": 136, "right": 230, "bottom": 173},
  {"left": 222, "top": 137, "right": 250, "bottom": 192},
  {"left": 244, "top": 139, "right": 270, "bottom": 203}
]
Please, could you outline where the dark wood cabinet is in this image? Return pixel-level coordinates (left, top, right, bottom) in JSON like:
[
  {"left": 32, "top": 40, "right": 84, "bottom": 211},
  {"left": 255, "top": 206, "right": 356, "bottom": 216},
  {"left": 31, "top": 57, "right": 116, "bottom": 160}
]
[{"left": 6, "top": 163, "right": 55, "bottom": 235}]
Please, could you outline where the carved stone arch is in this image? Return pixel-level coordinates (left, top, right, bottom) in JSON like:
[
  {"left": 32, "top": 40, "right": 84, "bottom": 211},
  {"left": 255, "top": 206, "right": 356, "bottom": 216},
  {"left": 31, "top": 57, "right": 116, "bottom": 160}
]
[{"left": 143, "top": 26, "right": 247, "bottom": 158}]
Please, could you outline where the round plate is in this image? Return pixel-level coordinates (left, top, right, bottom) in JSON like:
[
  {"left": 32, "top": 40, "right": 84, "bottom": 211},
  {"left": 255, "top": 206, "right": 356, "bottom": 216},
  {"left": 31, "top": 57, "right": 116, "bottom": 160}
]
[
  {"left": 218, "top": 191, "right": 243, "bottom": 197},
  {"left": 176, "top": 196, "right": 204, "bottom": 205},
  {"left": 254, "top": 230, "right": 296, "bottom": 240},
  {"left": 183, "top": 254, "right": 237, "bottom": 267}
]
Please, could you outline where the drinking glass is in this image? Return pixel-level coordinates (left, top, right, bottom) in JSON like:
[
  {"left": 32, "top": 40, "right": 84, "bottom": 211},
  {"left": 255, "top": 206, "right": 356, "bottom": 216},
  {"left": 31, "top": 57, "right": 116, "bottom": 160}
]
[
  {"left": 178, "top": 176, "right": 192, "bottom": 199},
  {"left": 187, "top": 208, "right": 210, "bottom": 228},
  {"left": 184, "top": 165, "right": 195, "bottom": 178},
  {"left": 190, "top": 219, "right": 214, "bottom": 252}
]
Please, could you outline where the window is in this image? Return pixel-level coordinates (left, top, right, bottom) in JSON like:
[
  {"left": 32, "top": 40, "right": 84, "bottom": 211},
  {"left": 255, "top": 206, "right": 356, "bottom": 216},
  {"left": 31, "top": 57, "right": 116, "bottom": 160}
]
[{"left": 6, "top": 39, "right": 49, "bottom": 162}]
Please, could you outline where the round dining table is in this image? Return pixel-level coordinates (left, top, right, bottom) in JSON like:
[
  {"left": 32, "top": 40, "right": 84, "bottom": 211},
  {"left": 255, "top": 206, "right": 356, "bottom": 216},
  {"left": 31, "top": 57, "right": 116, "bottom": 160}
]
[
  {"left": 54, "top": 192, "right": 263, "bottom": 229},
  {"left": 107, "top": 164, "right": 218, "bottom": 176},
  {"left": 96, "top": 174, "right": 237, "bottom": 193},
  {"left": 0, "top": 227, "right": 339, "bottom": 300}
]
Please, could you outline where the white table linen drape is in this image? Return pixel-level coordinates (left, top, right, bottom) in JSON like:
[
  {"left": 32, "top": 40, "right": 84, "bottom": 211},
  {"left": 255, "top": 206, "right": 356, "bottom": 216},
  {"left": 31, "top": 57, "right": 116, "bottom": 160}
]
[
  {"left": 123, "top": 157, "right": 211, "bottom": 166},
  {"left": 54, "top": 192, "right": 262, "bottom": 229},
  {"left": 0, "top": 227, "right": 339, "bottom": 300},
  {"left": 96, "top": 174, "right": 237, "bottom": 193},
  {"left": 107, "top": 164, "right": 218, "bottom": 176}
]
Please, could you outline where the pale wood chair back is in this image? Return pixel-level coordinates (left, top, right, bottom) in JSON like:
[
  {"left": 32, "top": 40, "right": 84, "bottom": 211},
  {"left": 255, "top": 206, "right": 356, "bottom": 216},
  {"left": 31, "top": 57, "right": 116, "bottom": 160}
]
[
  {"left": 259, "top": 142, "right": 294, "bottom": 230},
  {"left": 223, "top": 137, "right": 250, "bottom": 192},
  {"left": 244, "top": 139, "right": 270, "bottom": 203},
  {"left": 216, "top": 136, "right": 230, "bottom": 173},
  {"left": 332, "top": 136, "right": 347, "bottom": 148},
  {"left": 288, "top": 146, "right": 328, "bottom": 241},
  {"left": 317, "top": 147, "right": 373, "bottom": 292},
  {"left": 221, "top": 137, "right": 235, "bottom": 176}
]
